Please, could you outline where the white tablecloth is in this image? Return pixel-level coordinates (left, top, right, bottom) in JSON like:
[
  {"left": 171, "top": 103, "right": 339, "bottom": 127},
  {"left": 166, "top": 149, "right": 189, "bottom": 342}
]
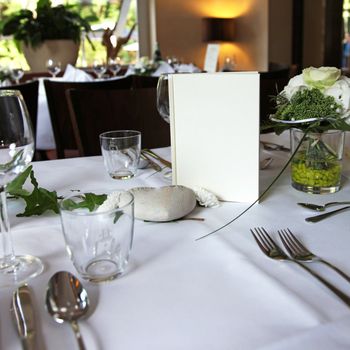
[{"left": 1, "top": 138, "right": 350, "bottom": 349}]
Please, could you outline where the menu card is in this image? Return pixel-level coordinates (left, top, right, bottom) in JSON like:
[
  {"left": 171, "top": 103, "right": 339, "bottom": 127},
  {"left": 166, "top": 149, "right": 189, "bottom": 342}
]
[
  {"left": 203, "top": 44, "right": 220, "bottom": 73},
  {"left": 168, "top": 72, "right": 260, "bottom": 202}
]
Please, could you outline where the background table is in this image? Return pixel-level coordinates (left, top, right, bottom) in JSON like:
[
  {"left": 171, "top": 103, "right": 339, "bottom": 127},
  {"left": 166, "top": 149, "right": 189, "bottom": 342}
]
[{"left": 1, "top": 139, "right": 350, "bottom": 349}]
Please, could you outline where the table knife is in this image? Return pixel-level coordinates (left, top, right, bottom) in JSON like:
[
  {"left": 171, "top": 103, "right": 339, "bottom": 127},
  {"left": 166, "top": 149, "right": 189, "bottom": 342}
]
[
  {"left": 142, "top": 149, "right": 172, "bottom": 168},
  {"left": 11, "top": 284, "right": 38, "bottom": 350}
]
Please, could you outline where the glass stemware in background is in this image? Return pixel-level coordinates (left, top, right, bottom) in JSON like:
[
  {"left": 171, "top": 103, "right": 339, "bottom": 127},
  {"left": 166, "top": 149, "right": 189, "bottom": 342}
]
[
  {"left": 46, "top": 59, "right": 61, "bottom": 78},
  {"left": 156, "top": 75, "right": 172, "bottom": 179},
  {"left": 11, "top": 67, "right": 24, "bottom": 85},
  {"left": 93, "top": 59, "right": 107, "bottom": 79},
  {"left": 166, "top": 56, "right": 181, "bottom": 72},
  {"left": 108, "top": 57, "right": 121, "bottom": 77},
  {"left": 156, "top": 74, "right": 170, "bottom": 124},
  {"left": 0, "top": 90, "right": 44, "bottom": 286}
]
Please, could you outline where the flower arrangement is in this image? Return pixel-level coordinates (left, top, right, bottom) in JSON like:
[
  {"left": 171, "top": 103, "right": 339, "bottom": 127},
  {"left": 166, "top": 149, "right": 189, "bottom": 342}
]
[
  {"left": 269, "top": 66, "right": 350, "bottom": 194},
  {"left": 270, "top": 66, "right": 350, "bottom": 133}
]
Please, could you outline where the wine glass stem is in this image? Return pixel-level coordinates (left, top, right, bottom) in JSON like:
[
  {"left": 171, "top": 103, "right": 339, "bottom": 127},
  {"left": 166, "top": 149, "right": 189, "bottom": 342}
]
[{"left": 0, "top": 189, "right": 15, "bottom": 269}]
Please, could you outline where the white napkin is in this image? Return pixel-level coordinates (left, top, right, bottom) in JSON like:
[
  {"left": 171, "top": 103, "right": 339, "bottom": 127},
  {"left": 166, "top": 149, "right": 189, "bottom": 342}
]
[
  {"left": 153, "top": 62, "right": 175, "bottom": 76},
  {"left": 62, "top": 64, "right": 93, "bottom": 82},
  {"left": 176, "top": 63, "right": 201, "bottom": 73}
]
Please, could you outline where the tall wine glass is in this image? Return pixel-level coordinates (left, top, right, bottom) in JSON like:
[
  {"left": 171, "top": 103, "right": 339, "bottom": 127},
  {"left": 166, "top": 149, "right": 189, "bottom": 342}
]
[
  {"left": 93, "top": 59, "right": 107, "bottom": 79},
  {"left": 0, "top": 90, "right": 44, "bottom": 286},
  {"left": 108, "top": 57, "right": 121, "bottom": 77},
  {"left": 11, "top": 67, "right": 24, "bottom": 85},
  {"left": 156, "top": 74, "right": 172, "bottom": 179},
  {"left": 156, "top": 74, "right": 170, "bottom": 124},
  {"left": 46, "top": 59, "right": 61, "bottom": 78}
]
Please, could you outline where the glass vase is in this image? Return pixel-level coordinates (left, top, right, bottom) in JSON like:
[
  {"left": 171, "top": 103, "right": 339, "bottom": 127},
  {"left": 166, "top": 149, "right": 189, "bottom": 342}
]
[{"left": 290, "top": 129, "right": 345, "bottom": 194}]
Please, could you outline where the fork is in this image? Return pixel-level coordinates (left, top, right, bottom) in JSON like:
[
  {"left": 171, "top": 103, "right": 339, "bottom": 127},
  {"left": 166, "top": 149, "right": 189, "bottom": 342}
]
[
  {"left": 251, "top": 227, "right": 350, "bottom": 307},
  {"left": 278, "top": 228, "right": 350, "bottom": 284}
]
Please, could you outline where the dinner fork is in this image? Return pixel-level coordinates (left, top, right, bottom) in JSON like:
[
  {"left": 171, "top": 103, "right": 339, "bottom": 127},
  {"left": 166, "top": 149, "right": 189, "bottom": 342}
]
[
  {"left": 278, "top": 228, "right": 350, "bottom": 284},
  {"left": 250, "top": 227, "right": 350, "bottom": 307}
]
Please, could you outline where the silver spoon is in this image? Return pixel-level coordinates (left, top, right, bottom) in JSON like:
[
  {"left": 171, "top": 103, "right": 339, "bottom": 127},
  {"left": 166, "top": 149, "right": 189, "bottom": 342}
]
[
  {"left": 46, "top": 271, "right": 89, "bottom": 350},
  {"left": 298, "top": 201, "right": 350, "bottom": 211}
]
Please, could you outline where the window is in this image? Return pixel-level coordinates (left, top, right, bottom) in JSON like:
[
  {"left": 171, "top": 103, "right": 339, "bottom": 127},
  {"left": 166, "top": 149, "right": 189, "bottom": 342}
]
[{"left": 0, "top": 0, "right": 138, "bottom": 69}]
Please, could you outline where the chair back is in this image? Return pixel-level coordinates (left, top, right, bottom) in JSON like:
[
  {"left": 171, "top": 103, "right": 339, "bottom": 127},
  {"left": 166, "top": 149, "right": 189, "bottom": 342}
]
[
  {"left": 66, "top": 87, "right": 170, "bottom": 157},
  {"left": 0, "top": 80, "right": 39, "bottom": 133},
  {"left": 44, "top": 76, "right": 133, "bottom": 158}
]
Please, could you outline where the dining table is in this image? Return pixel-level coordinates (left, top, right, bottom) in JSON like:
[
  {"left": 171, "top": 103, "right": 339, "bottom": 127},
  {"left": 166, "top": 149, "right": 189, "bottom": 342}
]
[{"left": 1, "top": 132, "right": 350, "bottom": 350}]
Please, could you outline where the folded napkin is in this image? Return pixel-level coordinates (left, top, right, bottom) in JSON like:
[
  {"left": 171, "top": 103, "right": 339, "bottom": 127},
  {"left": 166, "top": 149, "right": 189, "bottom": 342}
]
[
  {"left": 62, "top": 64, "right": 94, "bottom": 82},
  {"left": 176, "top": 63, "right": 201, "bottom": 73},
  {"left": 153, "top": 62, "right": 201, "bottom": 76},
  {"left": 153, "top": 62, "right": 175, "bottom": 76}
]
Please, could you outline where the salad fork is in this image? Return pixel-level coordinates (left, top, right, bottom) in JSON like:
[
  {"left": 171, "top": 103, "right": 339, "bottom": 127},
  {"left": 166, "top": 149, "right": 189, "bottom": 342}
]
[
  {"left": 278, "top": 228, "right": 350, "bottom": 283},
  {"left": 250, "top": 227, "right": 350, "bottom": 307}
]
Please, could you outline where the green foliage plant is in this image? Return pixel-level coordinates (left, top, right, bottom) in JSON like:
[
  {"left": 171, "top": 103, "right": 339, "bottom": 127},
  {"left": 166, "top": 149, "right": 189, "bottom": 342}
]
[{"left": 1, "top": 0, "right": 93, "bottom": 49}]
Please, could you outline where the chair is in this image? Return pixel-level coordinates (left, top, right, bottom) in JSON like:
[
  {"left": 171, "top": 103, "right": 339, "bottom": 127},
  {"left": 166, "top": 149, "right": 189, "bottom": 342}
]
[
  {"left": 260, "top": 66, "right": 290, "bottom": 132},
  {"left": 44, "top": 76, "right": 133, "bottom": 158},
  {"left": 66, "top": 87, "right": 170, "bottom": 156}
]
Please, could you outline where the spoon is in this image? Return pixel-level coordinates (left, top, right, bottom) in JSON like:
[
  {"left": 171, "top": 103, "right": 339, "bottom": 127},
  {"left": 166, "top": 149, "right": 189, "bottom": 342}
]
[
  {"left": 298, "top": 201, "right": 350, "bottom": 211},
  {"left": 46, "top": 271, "right": 89, "bottom": 350}
]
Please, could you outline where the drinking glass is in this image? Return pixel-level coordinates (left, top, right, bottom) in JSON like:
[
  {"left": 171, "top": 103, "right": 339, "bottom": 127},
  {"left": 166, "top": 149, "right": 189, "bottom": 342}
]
[
  {"left": 11, "top": 68, "right": 24, "bottom": 84},
  {"left": 60, "top": 190, "right": 134, "bottom": 282},
  {"left": 93, "top": 59, "right": 107, "bottom": 79},
  {"left": 100, "top": 130, "right": 141, "bottom": 179},
  {"left": 0, "top": 90, "right": 44, "bottom": 286},
  {"left": 108, "top": 57, "right": 121, "bottom": 77},
  {"left": 46, "top": 59, "right": 61, "bottom": 78},
  {"left": 156, "top": 74, "right": 170, "bottom": 124}
]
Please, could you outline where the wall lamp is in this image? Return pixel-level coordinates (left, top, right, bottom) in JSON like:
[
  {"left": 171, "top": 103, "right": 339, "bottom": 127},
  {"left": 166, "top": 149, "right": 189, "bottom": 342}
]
[{"left": 203, "top": 17, "right": 235, "bottom": 42}]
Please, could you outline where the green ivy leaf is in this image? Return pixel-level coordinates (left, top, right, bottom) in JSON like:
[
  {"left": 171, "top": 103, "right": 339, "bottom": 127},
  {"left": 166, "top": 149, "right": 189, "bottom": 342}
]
[
  {"left": 7, "top": 165, "right": 32, "bottom": 197},
  {"left": 61, "top": 193, "right": 107, "bottom": 212}
]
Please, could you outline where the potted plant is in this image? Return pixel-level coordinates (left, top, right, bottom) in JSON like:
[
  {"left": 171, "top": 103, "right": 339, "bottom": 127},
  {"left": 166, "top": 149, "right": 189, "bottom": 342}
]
[{"left": 1, "top": 0, "right": 93, "bottom": 72}]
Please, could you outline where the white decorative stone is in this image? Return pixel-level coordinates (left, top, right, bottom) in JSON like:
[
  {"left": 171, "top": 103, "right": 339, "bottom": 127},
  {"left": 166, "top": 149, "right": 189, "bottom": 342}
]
[{"left": 130, "top": 186, "right": 196, "bottom": 222}]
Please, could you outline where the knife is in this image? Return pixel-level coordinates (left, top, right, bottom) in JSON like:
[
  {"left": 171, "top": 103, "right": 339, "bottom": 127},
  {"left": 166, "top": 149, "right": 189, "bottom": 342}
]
[
  {"left": 142, "top": 149, "right": 172, "bottom": 169},
  {"left": 11, "top": 284, "right": 38, "bottom": 350}
]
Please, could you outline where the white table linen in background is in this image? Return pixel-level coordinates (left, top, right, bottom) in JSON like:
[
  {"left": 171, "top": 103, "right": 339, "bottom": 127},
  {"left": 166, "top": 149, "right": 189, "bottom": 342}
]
[
  {"left": 1, "top": 134, "right": 350, "bottom": 349},
  {"left": 36, "top": 65, "right": 94, "bottom": 150}
]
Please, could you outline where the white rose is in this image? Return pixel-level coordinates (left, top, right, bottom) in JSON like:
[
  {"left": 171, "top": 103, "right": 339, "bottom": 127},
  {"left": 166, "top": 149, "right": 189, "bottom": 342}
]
[
  {"left": 282, "top": 74, "right": 306, "bottom": 100},
  {"left": 303, "top": 66, "right": 341, "bottom": 90},
  {"left": 324, "top": 76, "right": 350, "bottom": 111}
]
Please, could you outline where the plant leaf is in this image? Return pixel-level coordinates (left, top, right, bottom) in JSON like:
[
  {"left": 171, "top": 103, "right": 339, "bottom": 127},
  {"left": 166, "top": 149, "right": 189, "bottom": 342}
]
[{"left": 7, "top": 165, "right": 32, "bottom": 197}]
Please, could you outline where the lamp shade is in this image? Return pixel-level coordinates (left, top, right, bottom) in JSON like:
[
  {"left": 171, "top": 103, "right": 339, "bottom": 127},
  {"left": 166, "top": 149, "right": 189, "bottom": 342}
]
[{"left": 203, "top": 17, "right": 235, "bottom": 42}]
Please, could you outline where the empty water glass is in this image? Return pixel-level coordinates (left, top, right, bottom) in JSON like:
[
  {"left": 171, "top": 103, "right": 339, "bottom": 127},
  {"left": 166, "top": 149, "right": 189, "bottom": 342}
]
[
  {"left": 100, "top": 130, "right": 141, "bottom": 179},
  {"left": 60, "top": 190, "right": 135, "bottom": 282}
]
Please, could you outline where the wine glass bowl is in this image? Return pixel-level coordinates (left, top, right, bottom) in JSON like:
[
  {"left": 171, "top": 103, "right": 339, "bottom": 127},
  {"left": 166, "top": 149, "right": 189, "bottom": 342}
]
[
  {"left": 11, "top": 68, "right": 24, "bottom": 85},
  {"left": 46, "top": 59, "right": 61, "bottom": 78},
  {"left": 108, "top": 57, "right": 121, "bottom": 77},
  {"left": 156, "top": 74, "right": 170, "bottom": 124},
  {"left": 93, "top": 59, "right": 107, "bottom": 79},
  {"left": 0, "top": 90, "right": 44, "bottom": 286}
]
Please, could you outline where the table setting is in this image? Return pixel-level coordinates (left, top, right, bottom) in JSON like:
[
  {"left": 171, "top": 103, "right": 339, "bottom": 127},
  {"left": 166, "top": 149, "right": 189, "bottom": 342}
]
[{"left": 1, "top": 66, "right": 350, "bottom": 349}]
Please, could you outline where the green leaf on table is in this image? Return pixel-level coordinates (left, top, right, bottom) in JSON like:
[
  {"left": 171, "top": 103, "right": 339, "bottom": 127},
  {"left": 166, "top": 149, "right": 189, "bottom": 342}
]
[
  {"left": 7, "top": 165, "right": 32, "bottom": 197},
  {"left": 18, "top": 186, "right": 60, "bottom": 217},
  {"left": 17, "top": 170, "right": 60, "bottom": 216},
  {"left": 61, "top": 193, "right": 107, "bottom": 212}
]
